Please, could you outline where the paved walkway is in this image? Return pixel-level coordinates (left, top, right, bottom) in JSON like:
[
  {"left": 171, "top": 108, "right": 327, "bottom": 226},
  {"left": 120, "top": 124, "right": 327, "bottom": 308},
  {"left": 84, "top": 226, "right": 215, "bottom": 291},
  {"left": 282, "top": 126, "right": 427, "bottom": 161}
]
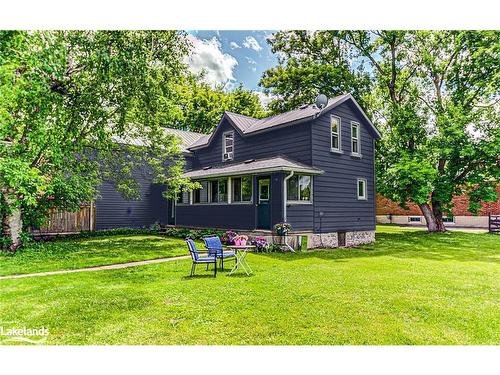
[{"left": 0, "top": 255, "right": 190, "bottom": 281}]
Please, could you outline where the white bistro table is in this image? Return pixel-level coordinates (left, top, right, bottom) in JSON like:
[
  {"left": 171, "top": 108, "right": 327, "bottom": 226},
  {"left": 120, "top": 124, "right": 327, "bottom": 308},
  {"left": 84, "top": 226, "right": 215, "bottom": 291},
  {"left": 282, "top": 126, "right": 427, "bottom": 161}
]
[{"left": 226, "top": 245, "right": 256, "bottom": 276}]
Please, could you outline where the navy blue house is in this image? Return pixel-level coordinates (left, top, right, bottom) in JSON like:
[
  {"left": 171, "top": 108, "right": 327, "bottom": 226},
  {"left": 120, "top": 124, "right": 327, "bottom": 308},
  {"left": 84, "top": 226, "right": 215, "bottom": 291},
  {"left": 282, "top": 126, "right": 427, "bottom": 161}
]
[{"left": 96, "top": 94, "right": 380, "bottom": 248}]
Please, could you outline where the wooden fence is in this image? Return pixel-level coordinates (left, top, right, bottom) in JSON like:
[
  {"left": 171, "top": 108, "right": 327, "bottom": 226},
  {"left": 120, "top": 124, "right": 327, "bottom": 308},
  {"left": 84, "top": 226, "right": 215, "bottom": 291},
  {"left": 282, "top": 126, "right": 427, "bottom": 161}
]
[
  {"left": 31, "top": 203, "right": 95, "bottom": 235},
  {"left": 489, "top": 214, "right": 500, "bottom": 233}
]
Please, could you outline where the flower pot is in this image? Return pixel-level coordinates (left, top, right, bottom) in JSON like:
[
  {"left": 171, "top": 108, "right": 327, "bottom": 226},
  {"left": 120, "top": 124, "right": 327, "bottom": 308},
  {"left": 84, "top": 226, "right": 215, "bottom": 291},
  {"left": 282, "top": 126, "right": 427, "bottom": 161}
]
[
  {"left": 234, "top": 239, "right": 241, "bottom": 246},
  {"left": 240, "top": 239, "right": 247, "bottom": 246}
]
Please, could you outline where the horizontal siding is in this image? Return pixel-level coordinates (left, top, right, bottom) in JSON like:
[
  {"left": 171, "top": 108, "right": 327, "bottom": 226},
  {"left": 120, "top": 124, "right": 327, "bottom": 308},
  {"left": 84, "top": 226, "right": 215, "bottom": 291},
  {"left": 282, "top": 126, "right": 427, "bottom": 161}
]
[
  {"left": 95, "top": 166, "right": 168, "bottom": 230},
  {"left": 180, "top": 120, "right": 314, "bottom": 232},
  {"left": 191, "top": 119, "right": 312, "bottom": 168},
  {"left": 176, "top": 204, "right": 255, "bottom": 230},
  {"left": 311, "top": 101, "right": 376, "bottom": 233},
  {"left": 287, "top": 204, "right": 313, "bottom": 231}
]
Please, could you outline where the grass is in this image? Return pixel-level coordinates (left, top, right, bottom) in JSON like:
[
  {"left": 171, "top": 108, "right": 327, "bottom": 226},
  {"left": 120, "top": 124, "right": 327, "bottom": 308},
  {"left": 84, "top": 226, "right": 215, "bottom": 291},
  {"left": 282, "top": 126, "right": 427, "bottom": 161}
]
[
  {"left": 0, "top": 226, "right": 498, "bottom": 345},
  {"left": 0, "top": 235, "right": 191, "bottom": 276}
]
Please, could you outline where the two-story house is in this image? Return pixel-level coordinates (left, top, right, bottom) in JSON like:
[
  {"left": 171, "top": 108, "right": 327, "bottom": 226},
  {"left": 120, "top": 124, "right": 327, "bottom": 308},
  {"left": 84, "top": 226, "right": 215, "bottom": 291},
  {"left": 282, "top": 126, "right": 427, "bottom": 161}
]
[{"left": 91, "top": 93, "right": 379, "bottom": 248}]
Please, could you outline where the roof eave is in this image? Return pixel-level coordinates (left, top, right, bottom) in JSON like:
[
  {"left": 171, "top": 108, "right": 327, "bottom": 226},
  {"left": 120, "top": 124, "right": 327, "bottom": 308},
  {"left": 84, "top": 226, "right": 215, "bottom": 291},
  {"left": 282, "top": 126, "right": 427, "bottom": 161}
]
[
  {"left": 187, "top": 112, "right": 246, "bottom": 151},
  {"left": 183, "top": 166, "right": 324, "bottom": 180},
  {"left": 315, "top": 93, "right": 381, "bottom": 139}
]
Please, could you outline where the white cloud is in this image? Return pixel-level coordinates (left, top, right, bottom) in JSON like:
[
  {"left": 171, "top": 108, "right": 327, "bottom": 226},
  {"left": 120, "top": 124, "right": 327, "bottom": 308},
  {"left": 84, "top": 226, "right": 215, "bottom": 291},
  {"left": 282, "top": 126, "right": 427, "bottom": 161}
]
[
  {"left": 186, "top": 35, "right": 238, "bottom": 86},
  {"left": 245, "top": 56, "right": 257, "bottom": 72},
  {"left": 229, "top": 41, "right": 240, "bottom": 49},
  {"left": 243, "top": 36, "right": 263, "bottom": 52},
  {"left": 253, "top": 91, "right": 276, "bottom": 109}
]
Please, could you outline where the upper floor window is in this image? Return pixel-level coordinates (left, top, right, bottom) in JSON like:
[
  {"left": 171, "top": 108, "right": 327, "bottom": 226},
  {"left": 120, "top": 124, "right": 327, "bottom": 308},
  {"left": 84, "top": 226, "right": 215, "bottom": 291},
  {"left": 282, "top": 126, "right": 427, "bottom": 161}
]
[
  {"left": 351, "top": 122, "right": 361, "bottom": 155},
  {"left": 357, "top": 178, "right": 367, "bottom": 200},
  {"left": 222, "top": 131, "right": 234, "bottom": 161},
  {"left": 331, "top": 115, "right": 341, "bottom": 152},
  {"left": 287, "top": 175, "right": 312, "bottom": 203},
  {"left": 232, "top": 176, "right": 252, "bottom": 202}
]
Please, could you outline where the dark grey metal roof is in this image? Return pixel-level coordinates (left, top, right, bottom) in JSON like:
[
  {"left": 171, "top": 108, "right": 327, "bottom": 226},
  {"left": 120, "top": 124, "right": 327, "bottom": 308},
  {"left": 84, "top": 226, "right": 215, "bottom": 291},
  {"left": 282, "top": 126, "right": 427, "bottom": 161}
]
[
  {"left": 162, "top": 128, "right": 207, "bottom": 152},
  {"left": 116, "top": 93, "right": 380, "bottom": 152},
  {"left": 114, "top": 128, "right": 207, "bottom": 153},
  {"left": 182, "top": 156, "right": 324, "bottom": 179},
  {"left": 233, "top": 95, "right": 346, "bottom": 133},
  {"left": 187, "top": 93, "right": 380, "bottom": 150}
]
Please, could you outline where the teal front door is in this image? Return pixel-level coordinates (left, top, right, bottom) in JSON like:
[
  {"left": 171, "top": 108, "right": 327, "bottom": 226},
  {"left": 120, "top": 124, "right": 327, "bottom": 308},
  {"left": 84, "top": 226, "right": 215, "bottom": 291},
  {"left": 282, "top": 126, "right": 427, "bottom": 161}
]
[{"left": 256, "top": 176, "right": 271, "bottom": 229}]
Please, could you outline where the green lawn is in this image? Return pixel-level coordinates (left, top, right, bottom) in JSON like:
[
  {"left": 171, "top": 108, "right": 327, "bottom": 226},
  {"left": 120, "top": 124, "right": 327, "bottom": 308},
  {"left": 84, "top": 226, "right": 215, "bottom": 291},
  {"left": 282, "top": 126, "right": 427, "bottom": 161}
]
[
  {"left": 0, "top": 235, "right": 191, "bottom": 276},
  {"left": 0, "top": 226, "right": 498, "bottom": 345}
]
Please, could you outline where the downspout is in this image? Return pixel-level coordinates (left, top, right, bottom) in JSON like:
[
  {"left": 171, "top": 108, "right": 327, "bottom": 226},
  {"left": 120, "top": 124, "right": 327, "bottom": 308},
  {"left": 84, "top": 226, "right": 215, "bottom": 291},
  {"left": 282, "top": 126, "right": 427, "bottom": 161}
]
[{"left": 283, "top": 171, "right": 294, "bottom": 223}]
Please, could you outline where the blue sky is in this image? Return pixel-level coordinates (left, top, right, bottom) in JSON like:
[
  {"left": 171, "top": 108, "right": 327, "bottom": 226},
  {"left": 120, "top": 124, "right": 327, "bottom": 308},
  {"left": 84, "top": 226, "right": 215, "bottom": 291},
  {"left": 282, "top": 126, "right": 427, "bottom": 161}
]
[{"left": 186, "top": 30, "right": 278, "bottom": 93}]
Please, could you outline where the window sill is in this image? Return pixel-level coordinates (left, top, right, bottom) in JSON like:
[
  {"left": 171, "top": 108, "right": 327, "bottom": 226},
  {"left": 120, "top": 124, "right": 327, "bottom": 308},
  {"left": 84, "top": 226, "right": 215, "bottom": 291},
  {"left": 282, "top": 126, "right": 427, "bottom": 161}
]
[
  {"left": 180, "top": 202, "right": 253, "bottom": 206},
  {"left": 350, "top": 153, "right": 363, "bottom": 159},
  {"left": 330, "top": 149, "right": 344, "bottom": 154},
  {"left": 357, "top": 197, "right": 368, "bottom": 201},
  {"left": 180, "top": 202, "right": 228, "bottom": 206},
  {"left": 286, "top": 201, "right": 313, "bottom": 205}
]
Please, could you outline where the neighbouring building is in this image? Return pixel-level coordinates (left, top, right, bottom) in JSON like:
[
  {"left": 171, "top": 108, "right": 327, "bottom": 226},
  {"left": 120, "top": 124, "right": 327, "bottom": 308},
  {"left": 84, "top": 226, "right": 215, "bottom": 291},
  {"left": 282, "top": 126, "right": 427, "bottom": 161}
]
[{"left": 376, "top": 187, "right": 500, "bottom": 228}]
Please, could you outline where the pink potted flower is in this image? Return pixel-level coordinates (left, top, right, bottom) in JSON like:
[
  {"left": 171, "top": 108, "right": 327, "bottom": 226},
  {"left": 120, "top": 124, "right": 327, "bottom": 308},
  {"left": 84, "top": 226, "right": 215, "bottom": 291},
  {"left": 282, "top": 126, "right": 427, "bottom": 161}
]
[
  {"left": 234, "top": 235, "right": 248, "bottom": 246},
  {"left": 239, "top": 235, "right": 248, "bottom": 246}
]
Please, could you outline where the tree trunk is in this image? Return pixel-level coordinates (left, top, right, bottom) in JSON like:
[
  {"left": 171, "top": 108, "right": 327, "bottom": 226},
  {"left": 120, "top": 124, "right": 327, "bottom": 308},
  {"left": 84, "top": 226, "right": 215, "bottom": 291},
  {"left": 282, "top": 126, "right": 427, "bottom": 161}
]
[
  {"left": 418, "top": 203, "right": 446, "bottom": 233},
  {"left": 431, "top": 199, "right": 446, "bottom": 232},
  {"left": 1, "top": 194, "right": 23, "bottom": 252}
]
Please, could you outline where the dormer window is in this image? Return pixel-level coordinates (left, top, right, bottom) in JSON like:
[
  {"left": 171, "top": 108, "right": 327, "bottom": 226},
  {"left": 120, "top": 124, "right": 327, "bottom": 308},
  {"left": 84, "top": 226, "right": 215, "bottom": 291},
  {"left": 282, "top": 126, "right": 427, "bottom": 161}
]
[
  {"left": 331, "top": 115, "right": 341, "bottom": 152},
  {"left": 222, "top": 131, "right": 234, "bottom": 161}
]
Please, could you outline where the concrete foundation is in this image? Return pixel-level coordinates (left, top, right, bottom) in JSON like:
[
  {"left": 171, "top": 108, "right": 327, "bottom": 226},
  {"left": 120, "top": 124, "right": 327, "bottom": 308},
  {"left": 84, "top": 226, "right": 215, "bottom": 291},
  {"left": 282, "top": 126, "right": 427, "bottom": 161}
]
[{"left": 306, "top": 230, "right": 375, "bottom": 249}]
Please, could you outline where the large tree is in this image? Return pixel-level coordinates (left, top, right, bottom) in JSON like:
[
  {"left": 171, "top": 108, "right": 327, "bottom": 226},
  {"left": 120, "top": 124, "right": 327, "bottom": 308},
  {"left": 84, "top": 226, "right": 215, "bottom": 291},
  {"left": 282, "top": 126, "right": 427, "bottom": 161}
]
[
  {"left": 0, "top": 31, "right": 196, "bottom": 250},
  {"left": 261, "top": 30, "right": 499, "bottom": 232},
  {"left": 344, "top": 31, "right": 499, "bottom": 231},
  {"left": 172, "top": 76, "right": 265, "bottom": 133},
  {"left": 260, "top": 30, "right": 371, "bottom": 113}
]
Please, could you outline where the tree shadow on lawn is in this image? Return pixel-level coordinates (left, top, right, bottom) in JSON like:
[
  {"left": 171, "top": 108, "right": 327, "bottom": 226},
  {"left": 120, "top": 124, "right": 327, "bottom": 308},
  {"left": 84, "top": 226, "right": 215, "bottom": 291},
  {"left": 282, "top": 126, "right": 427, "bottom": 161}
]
[
  {"left": 257, "top": 231, "right": 500, "bottom": 265},
  {"left": 2, "top": 235, "right": 188, "bottom": 260}
]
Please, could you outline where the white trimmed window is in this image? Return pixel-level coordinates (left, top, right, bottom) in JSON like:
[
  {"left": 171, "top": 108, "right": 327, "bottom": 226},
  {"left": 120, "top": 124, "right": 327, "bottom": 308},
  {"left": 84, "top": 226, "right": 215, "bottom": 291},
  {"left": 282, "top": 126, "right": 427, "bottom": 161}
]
[
  {"left": 287, "top": 175, "right": 312, "bottom": 203},
  {"left": 357, "top": 178, "right": 367, "bottom": 200},
  {"left": 222, "top": 131, "right": 234, "bottom": 161},
  {"left": 209, "top": 179, "right": 228, "bottom": 203},
  {"left": 331, "top": 115, "right": 341, "bottom": 152},
  {"left": 351, "top": 121, "right": 361, "bottom": 155},
  {"left": 232, "top": 176, "right": 252, "bottom": 202},
  {"left": 193, "top": 181, "right": 209, "bottom": 203},
  {"left": 179, "top": 190, "right": 190, "bottom": 204}
]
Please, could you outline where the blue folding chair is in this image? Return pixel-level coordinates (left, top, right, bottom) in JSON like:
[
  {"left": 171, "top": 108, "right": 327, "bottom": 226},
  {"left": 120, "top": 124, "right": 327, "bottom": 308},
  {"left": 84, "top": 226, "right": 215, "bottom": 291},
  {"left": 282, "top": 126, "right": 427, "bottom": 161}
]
[
  {"left": 203, "top": 236, "right": 236, "bottom": 271},
  {"left": 186, "top": 239, "right": 217, "bottom": 277}
]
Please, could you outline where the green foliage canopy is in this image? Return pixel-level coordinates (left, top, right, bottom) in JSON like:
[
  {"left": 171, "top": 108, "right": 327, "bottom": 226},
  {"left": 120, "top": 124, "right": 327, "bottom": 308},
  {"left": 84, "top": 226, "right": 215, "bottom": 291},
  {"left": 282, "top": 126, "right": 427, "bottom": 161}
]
[
  {"left": 260, "top": 30, "right": 499, "bottom": 230},
  {"left": 0, "top": 30, "right": 196, "bottom": 229}
]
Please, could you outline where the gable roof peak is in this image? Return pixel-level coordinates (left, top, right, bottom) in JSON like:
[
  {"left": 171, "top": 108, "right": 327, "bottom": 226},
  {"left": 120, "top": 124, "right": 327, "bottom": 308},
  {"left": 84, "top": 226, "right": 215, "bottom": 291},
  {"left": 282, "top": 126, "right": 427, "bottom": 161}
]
[{"left": 187, "top": 92, "right": 379, "bottom": 150}]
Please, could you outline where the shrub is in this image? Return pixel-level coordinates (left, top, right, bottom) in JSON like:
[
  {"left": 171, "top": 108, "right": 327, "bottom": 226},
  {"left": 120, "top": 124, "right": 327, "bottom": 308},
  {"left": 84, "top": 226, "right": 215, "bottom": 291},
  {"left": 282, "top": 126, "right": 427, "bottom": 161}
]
[
  {"left": 252, "top": 236, "right": 269, "bottom": 252},
  {"left": 268, "top": 243, "right": 284, "bottom": 252},
  {"left": 274, "top": 222, "right": 292, "bottom": 236},
  {"left": 163, "top": 227, "right": 224, "bottom": 240},
  {"left": 221, "top": 230, "right": 238, "bottom": 245}
]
